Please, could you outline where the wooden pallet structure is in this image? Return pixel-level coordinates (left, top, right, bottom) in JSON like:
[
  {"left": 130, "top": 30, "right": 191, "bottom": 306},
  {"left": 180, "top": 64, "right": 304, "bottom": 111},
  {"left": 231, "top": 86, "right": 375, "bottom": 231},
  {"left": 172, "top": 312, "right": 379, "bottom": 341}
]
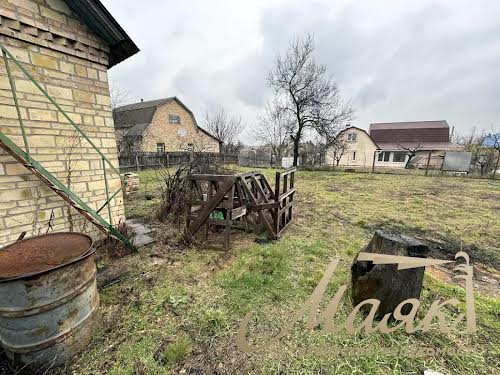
[{"left": 185, "top": 168, "right": 296, "bottom": 248}]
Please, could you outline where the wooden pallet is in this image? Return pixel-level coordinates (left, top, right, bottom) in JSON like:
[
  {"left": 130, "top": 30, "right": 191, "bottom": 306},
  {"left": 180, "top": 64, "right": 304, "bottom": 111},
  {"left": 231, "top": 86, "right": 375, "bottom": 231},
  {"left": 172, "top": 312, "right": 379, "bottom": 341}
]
[{"left": 185, "top": 168, "right": 296, "bottom": 248}]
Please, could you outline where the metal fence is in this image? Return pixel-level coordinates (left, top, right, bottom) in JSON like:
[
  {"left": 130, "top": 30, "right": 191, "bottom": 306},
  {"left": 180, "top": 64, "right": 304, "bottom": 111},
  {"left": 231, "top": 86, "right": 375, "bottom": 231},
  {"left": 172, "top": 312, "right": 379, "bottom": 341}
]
[
  {"left": 303, "top": 164, "right": 499, "bottom": 179},
  {"left": 118, "top": 152, "right": 238, "bottom": 172},
  {"left": 237, "top": 155, "right": 281, "bottom": 168}
]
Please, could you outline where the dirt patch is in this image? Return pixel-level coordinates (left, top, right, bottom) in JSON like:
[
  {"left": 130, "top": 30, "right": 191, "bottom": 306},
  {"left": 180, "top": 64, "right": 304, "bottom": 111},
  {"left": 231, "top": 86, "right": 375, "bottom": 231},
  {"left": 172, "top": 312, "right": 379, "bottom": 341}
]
[
  {"left": 427, "top": 263, "right": 500, "bottom": 297},
  {"left": 420, "top": 236, "right": 500, "bottom": 297},
  {"left": 0, "top": 233, "right": 92, "bottom": 279},
  {"left": 180, "top": 339, "right": 249, "bottom": 375},
  {"left": 480, "top": 193, "right": 500, "bottom": 201}
]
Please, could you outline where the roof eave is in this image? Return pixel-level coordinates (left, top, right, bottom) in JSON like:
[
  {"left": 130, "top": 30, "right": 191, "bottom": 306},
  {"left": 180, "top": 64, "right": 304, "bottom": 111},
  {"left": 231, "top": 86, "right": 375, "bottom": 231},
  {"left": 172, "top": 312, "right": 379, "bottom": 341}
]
[{"left": 67, "top": 0, "right": 139, "bottom": 68}]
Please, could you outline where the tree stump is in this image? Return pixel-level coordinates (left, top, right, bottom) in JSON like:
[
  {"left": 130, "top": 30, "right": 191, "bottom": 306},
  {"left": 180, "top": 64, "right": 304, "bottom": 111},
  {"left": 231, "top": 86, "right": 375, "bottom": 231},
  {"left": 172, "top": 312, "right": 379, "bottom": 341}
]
[{"left": 351, "top": 230, "right": 429, "bottom": 317}]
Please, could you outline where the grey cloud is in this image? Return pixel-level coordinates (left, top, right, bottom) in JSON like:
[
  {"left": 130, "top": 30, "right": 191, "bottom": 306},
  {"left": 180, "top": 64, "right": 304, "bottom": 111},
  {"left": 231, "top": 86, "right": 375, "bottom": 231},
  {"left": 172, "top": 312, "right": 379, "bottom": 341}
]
[{"left": 103, "top": 0, "right": 500, "bottom": 139}]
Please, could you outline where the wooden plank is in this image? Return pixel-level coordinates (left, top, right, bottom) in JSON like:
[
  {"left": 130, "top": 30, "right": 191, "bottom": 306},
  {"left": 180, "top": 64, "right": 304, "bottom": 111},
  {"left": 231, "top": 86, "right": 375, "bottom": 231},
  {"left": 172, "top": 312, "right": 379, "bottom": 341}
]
[
  {"left": 260, "top": 174, "right": 275, "bottom": 199},
  {"left": 274, "top": 171, "right": 281, "bottom": 235},
  {"left": 231, "top": 206, "right": 247, "bottom": 219},
  {"left": 237, "top": 177, "right": 276, "bottom": 239},
  {"left": 235, "top": 179, "right": 247, "bottom": 207},
  {"left": 281, "top": 173, "right": 288, "bottom": 229},
  {"left": 188, "top": 179, "right": 234, "bottom": 235},
  {"left": 278, "top": 199, "right": 294, "bottom": 215},
  {"left": 288, "top": 170, "right": 295, "bottom": 222},
  {"left": 276, "top": 216, "right": 293, "bottom": 237},
  {"left": 277, "top": 188, "right": 296, "bottom": 202},
  {"left": 252, "top": 202, "right": 279, "bottom": 211},
  {"left": 238, "top": 171, "right": 258, "bottom": 179},
  {"left": 280, "top": 167, "right": 297, "bottom": 177},
  {"left": 225, "top": 184, "right": 235, "bottom": 248},
  {"left": 189, "top": 174, "right": 236, "bottom": 182},
  {"left": 251, "top": 175, "right": 270, "bottom": 204}
]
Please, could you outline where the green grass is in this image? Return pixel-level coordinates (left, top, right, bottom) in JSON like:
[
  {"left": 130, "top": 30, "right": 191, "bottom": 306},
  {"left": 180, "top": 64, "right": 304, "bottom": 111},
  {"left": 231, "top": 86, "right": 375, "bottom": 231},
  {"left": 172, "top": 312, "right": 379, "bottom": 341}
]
[{"left": 68, "top": 169, "right": 500, "bottom": 375}]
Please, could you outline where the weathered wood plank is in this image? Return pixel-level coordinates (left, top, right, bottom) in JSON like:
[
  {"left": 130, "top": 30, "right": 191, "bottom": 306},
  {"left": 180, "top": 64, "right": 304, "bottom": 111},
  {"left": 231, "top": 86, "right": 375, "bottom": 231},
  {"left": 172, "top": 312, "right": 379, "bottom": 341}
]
[{"left": 187, "top": 179, "right": 235, "bottom": 235}]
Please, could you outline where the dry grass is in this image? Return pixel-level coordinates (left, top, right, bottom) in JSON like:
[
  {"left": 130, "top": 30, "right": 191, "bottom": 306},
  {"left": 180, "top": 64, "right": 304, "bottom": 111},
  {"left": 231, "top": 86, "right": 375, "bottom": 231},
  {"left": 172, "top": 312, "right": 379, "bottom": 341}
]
[{"left": 59, "top": 169, "right": 500, "bottom": 375}]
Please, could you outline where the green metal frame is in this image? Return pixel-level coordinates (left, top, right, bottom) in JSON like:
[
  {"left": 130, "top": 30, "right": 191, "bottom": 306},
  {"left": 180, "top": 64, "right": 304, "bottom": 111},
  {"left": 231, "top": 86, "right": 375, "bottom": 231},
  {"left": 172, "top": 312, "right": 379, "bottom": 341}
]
[{"left": 0, "top": 42, "right": 135, "bottom": 250}]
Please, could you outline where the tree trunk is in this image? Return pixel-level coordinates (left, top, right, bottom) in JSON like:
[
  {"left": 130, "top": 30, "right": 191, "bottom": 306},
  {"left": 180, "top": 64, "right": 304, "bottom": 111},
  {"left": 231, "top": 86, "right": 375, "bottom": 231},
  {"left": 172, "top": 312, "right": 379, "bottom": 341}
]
[
  {"left": 405, "top": 153, "right": 415, "bottom": 169},
  {"left": 351, "top": 230, "right": 430, "bottom": 317},
  {"left": 292, "top": 138, "right": 300, "bottom": 167}
]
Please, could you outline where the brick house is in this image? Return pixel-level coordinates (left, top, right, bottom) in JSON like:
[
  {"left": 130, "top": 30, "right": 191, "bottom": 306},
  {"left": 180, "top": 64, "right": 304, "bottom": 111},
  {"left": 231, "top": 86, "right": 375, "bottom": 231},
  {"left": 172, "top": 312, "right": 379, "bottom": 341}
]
[
  {"left": 327, "top": 121, "right": 461, "bottom": 169},
  {"left": 0, "top": 0, "right": 138, "bottom": 245},
  {"left": 113, "top": 97, "right": 221, "bottom": 155}
]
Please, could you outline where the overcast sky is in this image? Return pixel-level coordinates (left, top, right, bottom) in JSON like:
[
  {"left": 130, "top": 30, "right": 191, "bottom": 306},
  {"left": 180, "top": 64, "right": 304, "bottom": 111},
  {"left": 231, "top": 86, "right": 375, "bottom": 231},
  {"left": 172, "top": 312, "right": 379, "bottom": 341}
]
[{"left": 101, "top": 0, "right": 500, "bottom": 142}]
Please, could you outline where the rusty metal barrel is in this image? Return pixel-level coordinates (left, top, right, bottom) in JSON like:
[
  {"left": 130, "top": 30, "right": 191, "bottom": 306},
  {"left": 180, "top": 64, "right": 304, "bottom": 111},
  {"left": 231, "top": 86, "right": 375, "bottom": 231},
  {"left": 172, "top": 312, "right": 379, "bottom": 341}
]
[{"left": 0, "top": 232, "right": 99, "bottom": 370}]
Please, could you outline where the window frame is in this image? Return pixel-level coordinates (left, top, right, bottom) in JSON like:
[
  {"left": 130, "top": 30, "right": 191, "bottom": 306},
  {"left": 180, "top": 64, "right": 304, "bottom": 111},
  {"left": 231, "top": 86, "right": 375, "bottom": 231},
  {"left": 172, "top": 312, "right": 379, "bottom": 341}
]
[
  {"left": 156, "top": 142, "right": 165, "bottom": 154},
  {"left": 169, "top": 114, "right": 181, "bottom": 124},
  {"left": 377, "top": 151, "right": 392, "bottom": 162},
  {"left": 393, "top": 151, "right": 407, "bottom": 163},
  {"left": 347, "top": 132, "right": 357, "bottom": 142}
]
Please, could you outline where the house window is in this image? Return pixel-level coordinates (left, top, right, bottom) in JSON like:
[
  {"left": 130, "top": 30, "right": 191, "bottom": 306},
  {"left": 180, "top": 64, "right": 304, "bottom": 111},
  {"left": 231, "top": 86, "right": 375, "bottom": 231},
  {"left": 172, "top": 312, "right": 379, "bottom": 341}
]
[
  {"left": 352, "top": 151, "right": 356, "bottom": 161},
  {"left": 187, "top": 143, "right": 194, "bottom": 151},
  {"left": 169, "top": 115, "right": 181, "bottom": 124},
  {"left": 156, "top": 143, "right": 165, "bottom": 154},
  {"left": 347, "top": 133, "right": 357, "bottom": 142},
  {"left": 393, "top": 152, "right": 407, "bottom": 163},
  {"left": 377, "top": 151, "right": 391, "bottom": 162}
]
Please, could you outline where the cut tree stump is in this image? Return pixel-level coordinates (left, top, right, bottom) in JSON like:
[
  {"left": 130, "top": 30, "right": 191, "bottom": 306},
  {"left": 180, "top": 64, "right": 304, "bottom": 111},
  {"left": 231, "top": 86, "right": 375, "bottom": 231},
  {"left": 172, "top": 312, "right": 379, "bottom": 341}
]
[{"left": 351, "top": 230, "right": 430, "bottom": 317}]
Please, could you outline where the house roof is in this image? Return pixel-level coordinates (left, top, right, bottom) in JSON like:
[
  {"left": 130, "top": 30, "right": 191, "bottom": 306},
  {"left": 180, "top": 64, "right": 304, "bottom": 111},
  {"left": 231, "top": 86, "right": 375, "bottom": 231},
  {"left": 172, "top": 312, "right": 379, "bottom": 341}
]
[
  {"left": 369, "top": 120, "right": 449, "bottom": 131},
  {"left": 113, "top": 97, "right": 221, "bottom": 143},
  {"left": 66, "top": 0, "right": 139, "bottom": 67},
  {"left": 125, "top": 123, "right": 149, "bottom": 137},
  {"left": 369, "top": 120, "right": 450, "bottom": 147}
]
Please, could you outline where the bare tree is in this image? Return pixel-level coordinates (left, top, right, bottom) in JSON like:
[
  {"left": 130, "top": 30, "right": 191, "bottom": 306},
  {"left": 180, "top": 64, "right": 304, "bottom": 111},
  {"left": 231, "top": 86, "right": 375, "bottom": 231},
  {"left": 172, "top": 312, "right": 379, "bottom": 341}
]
[
  {"left": 267, "top": 34, "right": 354, "bottom": 166},
  {"left": 458, "top": 128, "right": 494, "bottom": 175},
  {"left": 397, "top": 141, "right": 422, "bottom": 169},
  {"left": 204, "top": 106, "right": 244, "bottom": 154},
  {"left": 110, "top": 81, "right": 131, "bottom": 110},
  {"left": 328, "top": 132, "right": 350, "bottom": 168},
  {"left": 109, "top": 81, "right": 139, "bottom": 155},
  {"left": 254, "top": 101, "right": 291, "bottom": 161},
  {"left": 485, "top": 129, "right": 500, "bottom": 177}
]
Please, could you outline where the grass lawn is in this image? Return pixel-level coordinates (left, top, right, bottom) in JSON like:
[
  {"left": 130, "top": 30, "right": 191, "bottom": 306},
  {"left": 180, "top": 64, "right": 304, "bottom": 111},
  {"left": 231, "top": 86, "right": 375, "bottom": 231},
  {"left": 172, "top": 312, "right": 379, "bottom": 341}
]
[{"left": 69, "top": 169, "right": 499, "bottom": 375}]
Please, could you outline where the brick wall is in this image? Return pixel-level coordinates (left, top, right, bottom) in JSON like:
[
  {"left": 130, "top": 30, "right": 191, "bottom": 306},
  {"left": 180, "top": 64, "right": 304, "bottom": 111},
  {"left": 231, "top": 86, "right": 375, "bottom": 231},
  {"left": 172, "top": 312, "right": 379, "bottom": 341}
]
[
  {"left": 140, "top": 101, "right": 220, "bottom": 153},
  {"left": 0, "top": 0, "right": 125, "bottom": 245}
]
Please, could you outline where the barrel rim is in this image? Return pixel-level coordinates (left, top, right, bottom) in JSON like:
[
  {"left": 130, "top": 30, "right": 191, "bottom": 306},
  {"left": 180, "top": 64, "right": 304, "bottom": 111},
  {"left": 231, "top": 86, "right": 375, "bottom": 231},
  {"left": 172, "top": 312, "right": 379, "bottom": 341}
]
[{"left": 0, "top": 232, "right": 94, "bottom": 283}]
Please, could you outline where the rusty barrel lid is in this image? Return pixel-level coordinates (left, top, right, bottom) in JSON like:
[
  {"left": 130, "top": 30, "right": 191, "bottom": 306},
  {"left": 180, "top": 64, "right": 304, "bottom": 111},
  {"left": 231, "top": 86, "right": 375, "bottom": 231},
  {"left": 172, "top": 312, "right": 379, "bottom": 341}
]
[{"left": 0, "top": 232, "right": 94, "bottom": 282}]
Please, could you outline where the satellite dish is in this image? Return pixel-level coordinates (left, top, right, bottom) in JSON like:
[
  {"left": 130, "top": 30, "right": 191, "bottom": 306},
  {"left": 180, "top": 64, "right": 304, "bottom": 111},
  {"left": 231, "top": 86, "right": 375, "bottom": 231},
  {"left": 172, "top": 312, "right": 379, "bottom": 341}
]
[{"left": 177, "top": 128, "right": 186, "bottom": 138}]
